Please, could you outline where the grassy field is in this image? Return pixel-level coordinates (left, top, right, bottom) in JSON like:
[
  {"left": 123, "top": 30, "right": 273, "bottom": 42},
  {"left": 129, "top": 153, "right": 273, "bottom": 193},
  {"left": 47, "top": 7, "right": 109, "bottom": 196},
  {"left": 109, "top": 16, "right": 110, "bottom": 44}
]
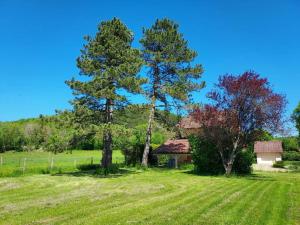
[
  {"left": 0, "top": 150, "right": 124, "bottom": 177},
  {"left": 0, "top": 151, "right": 299, "bottom": 224},
  {"left": 0, "top": 166, "right": 299, "bottom": 224}
]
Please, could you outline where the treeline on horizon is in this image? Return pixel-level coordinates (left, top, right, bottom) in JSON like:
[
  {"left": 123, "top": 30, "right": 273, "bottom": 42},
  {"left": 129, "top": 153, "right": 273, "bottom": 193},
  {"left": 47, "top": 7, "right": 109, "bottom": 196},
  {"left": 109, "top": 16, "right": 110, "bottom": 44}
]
[
  {"left": 0, "top": 107, "right": 298, "bottom": 156},
  {"left": 0, "top": 105, "right": 178, "bottom": 155}
]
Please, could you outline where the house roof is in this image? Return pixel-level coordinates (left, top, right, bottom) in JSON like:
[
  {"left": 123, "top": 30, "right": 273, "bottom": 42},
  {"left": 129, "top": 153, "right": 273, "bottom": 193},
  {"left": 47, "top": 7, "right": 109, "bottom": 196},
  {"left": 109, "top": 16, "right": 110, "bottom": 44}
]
[
  {"left": 154, "top": 139, "right": 190, "bottom": 154},
  {"left": 178, "top": 116, "right": 201, "bottom": 129},
  {"left": 254, "top": 141, "right": 283, "bottom": 153}
]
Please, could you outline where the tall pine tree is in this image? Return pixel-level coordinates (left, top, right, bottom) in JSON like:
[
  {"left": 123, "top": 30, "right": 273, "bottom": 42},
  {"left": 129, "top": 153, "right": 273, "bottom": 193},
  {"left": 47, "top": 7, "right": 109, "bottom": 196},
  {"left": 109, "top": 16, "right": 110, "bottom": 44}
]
[
  {"left": 66, "top": 18, "right": 145, "bottom": 168},
  {"left": 140, "top": 18, "right": 204, "bottom": 166}
]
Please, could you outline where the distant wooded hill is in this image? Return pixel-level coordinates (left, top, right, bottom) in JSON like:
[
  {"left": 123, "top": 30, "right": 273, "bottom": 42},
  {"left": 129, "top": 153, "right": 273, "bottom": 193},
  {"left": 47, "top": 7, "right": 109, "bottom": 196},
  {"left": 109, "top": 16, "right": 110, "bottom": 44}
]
[{"left": 0, "top": 105, "right": 179, "bottom": 153}]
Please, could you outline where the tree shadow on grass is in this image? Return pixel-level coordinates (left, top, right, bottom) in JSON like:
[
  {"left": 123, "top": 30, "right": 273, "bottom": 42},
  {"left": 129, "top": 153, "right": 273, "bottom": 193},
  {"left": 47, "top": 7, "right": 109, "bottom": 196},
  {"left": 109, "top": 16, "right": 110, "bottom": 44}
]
[
  {"left": 53, "top": 164, "right": 141, "bottom": 178},
  {"left": 181, "top": 170, "right": 276, "bottom": 181},
  {"left": 182, "top": 170, "right": 228, "bottom": 179},
  {"left": 241, "top": 173, "right": 276, "bottom": 181}
]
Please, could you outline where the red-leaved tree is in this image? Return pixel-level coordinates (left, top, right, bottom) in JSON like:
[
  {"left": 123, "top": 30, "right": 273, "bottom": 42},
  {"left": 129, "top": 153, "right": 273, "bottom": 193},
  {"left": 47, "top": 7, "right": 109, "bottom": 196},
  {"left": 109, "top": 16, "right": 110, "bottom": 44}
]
[{"left": 193, "top": 71, "right": 287, "bottom": 175}]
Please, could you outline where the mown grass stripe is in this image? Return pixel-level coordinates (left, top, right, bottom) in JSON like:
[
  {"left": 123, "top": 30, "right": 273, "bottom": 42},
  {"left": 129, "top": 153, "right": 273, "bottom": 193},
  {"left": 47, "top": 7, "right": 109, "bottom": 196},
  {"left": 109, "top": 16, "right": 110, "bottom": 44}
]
[
  {"left": 0, "top": 170, "right": 299, "bottom": 225},
  {"left": 195, "top": 180, "right": 269, "bottom": 225},
  {"left": 147, "top": 180, "right": 254, "bottom": 225},
  {"left": 122, "top": 181, "right": 238, "bottom": 225},
  {"left": 264, "top": 182, "right": 291, "bottom": 225},
  {"left": 177, "top": 180, "right": 260, "bottom": 225},
  {"left": 240, "top": 181, "right": 282, "bottom": 225},
  {"left": 1, "top": 175, "right": 202, "bottom": 224},
  {"left": 57, "top": 181, "right": 206, "bottom": 224},
  {"left": 225, "top": 180, "right": 275, "bottom": 225},
  {"left": 1, "top": 181, "right": 171, "bottom": 223},
  {"left": 54, "top": 177, "right": 231, "bottom": 224},
  {"left": 137, "top": 182, "right": 244, "bottom": 224}
]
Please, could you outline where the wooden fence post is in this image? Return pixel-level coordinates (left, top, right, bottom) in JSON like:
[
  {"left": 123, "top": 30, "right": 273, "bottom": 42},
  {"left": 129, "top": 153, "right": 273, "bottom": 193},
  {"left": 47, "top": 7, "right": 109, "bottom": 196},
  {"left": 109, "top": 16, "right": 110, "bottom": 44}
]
[
  {"left": 50, "top": 157, "right": 54, "bottom": 170},
  {"left": 48, "top": 152, "right": 51, "bottom": 164},
  {"left": 91, "top": 157, "right": 93, "bottom": 165},
  {"left": 23, "top": 158, "right": 27, "bottom": 173}
]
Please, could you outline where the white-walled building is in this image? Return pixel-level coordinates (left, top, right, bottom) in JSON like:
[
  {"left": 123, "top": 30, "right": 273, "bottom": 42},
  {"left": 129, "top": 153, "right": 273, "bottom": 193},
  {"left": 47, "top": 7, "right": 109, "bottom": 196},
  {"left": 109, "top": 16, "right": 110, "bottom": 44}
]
[{"left": 254, "top": 141, "right": 283, "bottom": 165}]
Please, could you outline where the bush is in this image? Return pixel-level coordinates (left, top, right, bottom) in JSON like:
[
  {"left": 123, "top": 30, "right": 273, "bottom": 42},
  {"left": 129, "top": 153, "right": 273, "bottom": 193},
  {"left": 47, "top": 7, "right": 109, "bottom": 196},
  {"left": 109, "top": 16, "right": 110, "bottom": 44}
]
[
  {"left": 122, "top": 143, "right": 144, "bottom": 166},
  {"left": 232, "top": 150, "right": 254, "bottom": 174},
  {"left": 156, "top": 154, "right": 169, "bottom": 166},
  {"left": 122, "top": 144, "right": 157, "bottom": 166},
  {"left": 273, "top": 161, "right": 285, "bottom": 168},
  {"left": 77, "top": 163, "right": 121, "bottom": 175},
  {"left": 190, "top": 136, "right": 224, "bottom": 174},
  {"left": 283, "top": 151, "right": 300, "bottom": 161},
  {"left": 96, "top": 164, "right": 120, "bottom": 175},
  {"left": 190, "top": 135, "right": 253, "bottom": 175},
  {"left": 282, "top": 137, "right": 299, "bottom": 152},
  {"left": 77, "top": 164, "right": 99, "bottom": 171}
]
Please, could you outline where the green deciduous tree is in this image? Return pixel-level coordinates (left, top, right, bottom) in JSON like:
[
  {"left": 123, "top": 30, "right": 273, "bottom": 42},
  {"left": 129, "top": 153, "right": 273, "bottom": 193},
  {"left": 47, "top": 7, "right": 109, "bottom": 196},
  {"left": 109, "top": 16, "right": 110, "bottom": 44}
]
[
  {"left": 66, "top": 18, "right": 145, "bottom": 169},
  {"left": 0, "top": 123, "right": 24, "bottom": 152},
  {"left": 140, "top": 18, "right": 204, "bottom": 166},
  {"left": 292, "top": 102, "right": 300, "bottom": 144}
]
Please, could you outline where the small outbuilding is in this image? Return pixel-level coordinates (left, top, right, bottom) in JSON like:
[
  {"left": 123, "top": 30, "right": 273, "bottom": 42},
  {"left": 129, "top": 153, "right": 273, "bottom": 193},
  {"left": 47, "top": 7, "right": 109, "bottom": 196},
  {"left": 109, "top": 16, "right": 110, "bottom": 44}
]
[
  {"left": 154, "top": 139, "right": 192, "bottom": 168},
  {"left": 254, "top": 141, "right": 283, "bottom": 165}
]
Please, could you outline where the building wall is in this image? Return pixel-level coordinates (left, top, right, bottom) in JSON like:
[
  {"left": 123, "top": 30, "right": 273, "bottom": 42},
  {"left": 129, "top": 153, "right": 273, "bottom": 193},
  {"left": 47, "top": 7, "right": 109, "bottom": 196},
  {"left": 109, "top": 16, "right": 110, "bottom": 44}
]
[
  {"left": 167, "top": 154, "right": 192, "bottom": 168},
  {"left": 256, "top": 152, "right": 282, "bottom": 165},
  {"left": 177, "top": 154, "right": 192, "bottom": 163}
]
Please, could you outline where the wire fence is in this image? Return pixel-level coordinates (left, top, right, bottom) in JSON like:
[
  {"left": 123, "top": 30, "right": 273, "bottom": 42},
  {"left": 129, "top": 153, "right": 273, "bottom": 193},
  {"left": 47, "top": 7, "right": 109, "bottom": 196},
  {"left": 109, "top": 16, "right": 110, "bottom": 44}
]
[{"left": 0, "top": 151, "right": 124, "bottom": 177}]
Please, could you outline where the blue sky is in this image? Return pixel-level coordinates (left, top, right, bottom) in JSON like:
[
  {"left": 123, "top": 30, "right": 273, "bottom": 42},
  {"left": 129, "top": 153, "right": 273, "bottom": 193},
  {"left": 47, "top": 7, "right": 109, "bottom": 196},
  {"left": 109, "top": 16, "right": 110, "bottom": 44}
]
[{"left": 0, "top": 0, "right": 299, "bottom": 132}]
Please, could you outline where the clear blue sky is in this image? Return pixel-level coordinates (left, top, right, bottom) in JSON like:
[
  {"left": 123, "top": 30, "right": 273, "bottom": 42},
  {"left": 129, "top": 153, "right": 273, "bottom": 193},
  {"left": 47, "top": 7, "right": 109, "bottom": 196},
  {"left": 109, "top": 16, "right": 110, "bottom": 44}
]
[{"left": 1, "top": 0, "right": 299, "bottom": 131}]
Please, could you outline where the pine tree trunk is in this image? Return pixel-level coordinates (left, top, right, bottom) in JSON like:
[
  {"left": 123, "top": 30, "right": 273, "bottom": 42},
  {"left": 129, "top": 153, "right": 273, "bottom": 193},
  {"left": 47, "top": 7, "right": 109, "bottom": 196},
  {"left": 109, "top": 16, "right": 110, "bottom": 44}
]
[
  {"left": 142, "top": 96, "right": 156, "bottom": 167},
  {"left": 101, "top": 99, "right": 113, "bottom": 168}
]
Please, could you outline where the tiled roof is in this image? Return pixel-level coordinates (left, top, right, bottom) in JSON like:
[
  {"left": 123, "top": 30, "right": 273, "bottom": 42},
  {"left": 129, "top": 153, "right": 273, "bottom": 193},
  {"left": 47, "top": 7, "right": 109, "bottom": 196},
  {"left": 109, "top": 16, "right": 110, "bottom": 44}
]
[
  {"left": 178, "top": 116, "right": 201, "bottom": 129},
  {"left": 254, "top": 141, "right": 283, "bottom": 153},
  {"left": 154, "top": 139, "right": 190, "bottom": 154}
]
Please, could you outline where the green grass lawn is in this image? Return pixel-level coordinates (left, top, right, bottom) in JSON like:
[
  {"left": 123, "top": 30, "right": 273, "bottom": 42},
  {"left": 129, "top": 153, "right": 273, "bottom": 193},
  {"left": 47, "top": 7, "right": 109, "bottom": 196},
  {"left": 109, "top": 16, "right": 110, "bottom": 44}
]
[
  {"left": 284, "top": 161, "right": 300, "bottom": 172},
  {"left": 0, "top": 150, "right": 124, "bottom": 177},
  {"left": 0, "top": 169, "right": 299, "bottom": 224}
]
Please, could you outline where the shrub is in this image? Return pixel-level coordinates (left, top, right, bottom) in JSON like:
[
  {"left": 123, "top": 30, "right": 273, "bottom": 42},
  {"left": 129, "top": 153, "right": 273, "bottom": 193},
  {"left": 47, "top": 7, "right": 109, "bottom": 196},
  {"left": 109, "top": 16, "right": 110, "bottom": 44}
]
[
  {"left": 77, "top": 163, "right": 122, "bottom": 175},
  {"left": 156, "top": 154, "right": 169, "bottom": 166},
  {"left": 283, "top": 151, "right": 300, "bottom": 161},
  {"left": 282, "top": 137, "right": 299, "bottom": 152},
  {"left": 190, "top": 135, "right": 253, "bottom": 175},
  {"left": 232, "top": 150, "right": 254, "bottom": 174},
  {"left": 190, "top": 136, "right": 224, "bottom": 174},
  {"left": 122, "top": 144, "right": 157, "bottom": 166},
  {"left": 122, "top": 143, "right": 144, "bottom": 166},
  {"left": 77, "top": 164, "right": 99, "bottom": 171},
  {"left": 273, "top": 161, "right": 285, "bottom": 168},
  {"left": 96, "top": 164, "right": 120, "bottom": 175}
]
